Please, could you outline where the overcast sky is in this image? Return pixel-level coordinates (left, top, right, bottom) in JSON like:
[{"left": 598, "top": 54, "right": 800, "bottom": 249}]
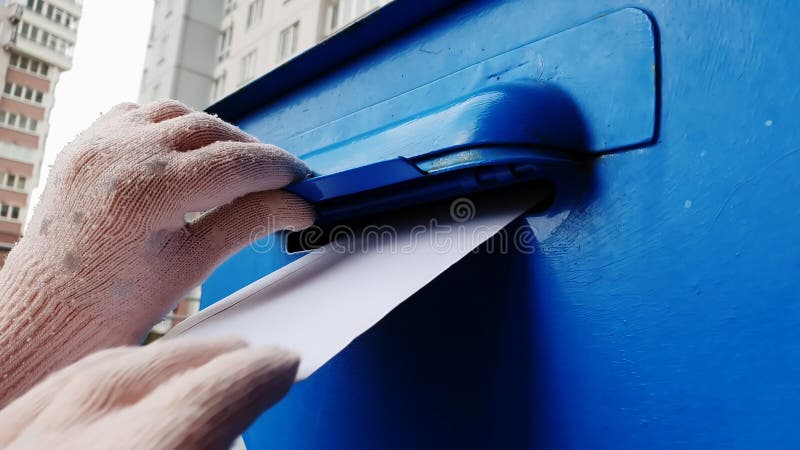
[{"left": 27, "top": 0, "right": 153, "bottom": 221}]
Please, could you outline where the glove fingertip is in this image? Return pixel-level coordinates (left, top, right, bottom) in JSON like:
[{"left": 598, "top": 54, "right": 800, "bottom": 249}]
[{"left": 276, "top": 192, "right": 317, "bottom": 231}]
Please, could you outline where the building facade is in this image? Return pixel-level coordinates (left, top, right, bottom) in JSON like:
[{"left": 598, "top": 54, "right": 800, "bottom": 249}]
[
  {"left": 139, "top": 0, "right": 390, "bottom": 337},
  {"left": 138, "top": 0, "right": 222, "bottom": 110},
  {"left": 0, "top": 0, "right": 81, "bottom": 264},
  {"left": 213, "top": 0, "right": 391, "bottom": 102},
  {"left": 141, "top": 0, "right": 391, "bottom": 107}
]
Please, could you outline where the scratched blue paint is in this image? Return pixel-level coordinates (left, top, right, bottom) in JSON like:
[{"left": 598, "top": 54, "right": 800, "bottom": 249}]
[
  {"left": 201, "top": 1, "right": 800, "bottom": 449},
  {"left": 219, "top": 7, "right": 656, "bottom": 163}
]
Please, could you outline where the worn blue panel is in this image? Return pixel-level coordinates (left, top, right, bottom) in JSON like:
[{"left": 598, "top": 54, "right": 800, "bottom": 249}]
[
  {"left": 202, "top": 0, "right": 800, "bottom": 449},
  {"left": 224, "top": 6, "right": 656, "bottom": 168}
]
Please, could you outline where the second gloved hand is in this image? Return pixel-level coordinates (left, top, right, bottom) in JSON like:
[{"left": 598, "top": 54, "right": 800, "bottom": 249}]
[{"left": 0, "top": 338, "right": 299, "bottom": 450}]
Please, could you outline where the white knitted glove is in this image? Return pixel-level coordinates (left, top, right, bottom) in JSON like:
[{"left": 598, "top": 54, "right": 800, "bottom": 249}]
[
  {"left": 0, "top": 100, "right": 314, "bottom": 405},
  {"left": 0, "top": 337, "right": 299, "bottom": 450}
]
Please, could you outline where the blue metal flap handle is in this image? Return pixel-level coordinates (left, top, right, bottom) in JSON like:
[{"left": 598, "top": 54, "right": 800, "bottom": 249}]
[
  {"left": 285, "top": 147, "right": 576, "bottom": 203},
  {"left": 287, "top": 82, "right": 586, "bottom": 203},
  {"left": 284, "top": 82, "right": 591, "bottom": 223},
  {"left": 285, "top": 146, "right": 577, "bottom": 224},
  {"left": 285, "top": 158, "right": 424, "bottom": 203},
  {"left": 286, "top": 82, "right": 589, "bottom": 223},
  {"left": 289, "top": 82, "right": 591, "bottom": 177}
]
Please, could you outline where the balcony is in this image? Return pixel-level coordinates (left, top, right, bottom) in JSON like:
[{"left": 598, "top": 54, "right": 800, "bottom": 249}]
[
  {"left": 9, "top": 1, "right": 79, "bottom": 43},
  {"left": 9, "top": 0, "right": 82, "bottom": 19},
  {"left": 11, "top": 35, "right": 72, "bottom": 70}
]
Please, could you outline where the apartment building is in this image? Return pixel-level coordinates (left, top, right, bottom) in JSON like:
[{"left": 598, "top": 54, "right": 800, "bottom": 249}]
[
  {"left": 138, "top": 0, "right": 222, "bottom": 110},
  {"left": 140, "top": 0, "right": 391, "bottom": 106},
  {"left": 0, "top": 0, "right": 81, "bottom": 264},
  {"left": 211, "top": 0, "right": 391, "bottom": 102},
  {"left": 139, "top": 0, "right": 390, "bottom": 337}
]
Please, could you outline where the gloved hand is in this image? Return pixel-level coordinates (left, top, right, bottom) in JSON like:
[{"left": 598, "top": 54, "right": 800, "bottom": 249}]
[
  {"left": 0, "top": 337, "right": 298, "bottom": 450},
  {"left": 0, "top": 100, "right": 314, "bottom": 405}
]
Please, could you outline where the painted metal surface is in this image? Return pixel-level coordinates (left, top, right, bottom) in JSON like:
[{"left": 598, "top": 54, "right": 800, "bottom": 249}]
[{"left": 202, "top": 0, "right": 800, "bottom": 449}]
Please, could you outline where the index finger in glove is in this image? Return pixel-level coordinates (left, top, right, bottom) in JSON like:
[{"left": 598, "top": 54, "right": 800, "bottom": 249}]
[
  {"left": 136, "top": 346, "right": 299, "bottom": 450},
  {"left": 163, "top": 141, "right": 311, "bottom": 215}
]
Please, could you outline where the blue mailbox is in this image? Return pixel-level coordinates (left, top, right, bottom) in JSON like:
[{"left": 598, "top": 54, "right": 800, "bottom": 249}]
[{"left": 203, "top": 1, "right": 800, "bottom": 449}]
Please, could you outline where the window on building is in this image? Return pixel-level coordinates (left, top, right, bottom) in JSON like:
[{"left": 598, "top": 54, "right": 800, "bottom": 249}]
[
  {"left": 17, "top": 20, "right": 73, "bottom": 56},
  {"left": 0, "top": 110, "right": 38, "bottom": 133},
  {"left": 0, "top": 203, "right": 22, "bottom": 221},
  {"left": 3, "top": 82, "right": 46, "bottom": 104},
  {"left": 247, "top": 0, "right": 264, "bottom": 28},
  {"left": 218, "top": 25, "right": 233, "bottom": 61},
  {"left": 40, "top": 30, "right": 51, "bottom": 46},
  {"left": 325, "top": 0, "right": 383, "bottom": 35},
  {"left": 326, "top": 1, "right": 340, "bottom": 33},
  {"left": 9, "top": 53, "right": 50, "bottom": 77},
  {"left": 1, "top": 173, "right": 27, "bottom": 191},
  {"left": 277, "top": 22, "right": 299, "bottom": 62},
  {"left": 211, "top": 73, "right": 227, "bottom": 102},
  {"left": 241, "top": 50, "right": 257, "bottom": 83},
  {"left": 0, "top": 195, "right": 25, "bottom": 220},
  {"left": 26, "top": 0, "right": 77, "bottom": 29},
  {"left": 62, "top": 39, "right": 71, "bottom": 56}
]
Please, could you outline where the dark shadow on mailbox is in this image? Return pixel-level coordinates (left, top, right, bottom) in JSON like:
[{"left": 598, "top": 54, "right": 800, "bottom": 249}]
[{"left": 243, "top": 84, "right": 597, "bottom": 450}]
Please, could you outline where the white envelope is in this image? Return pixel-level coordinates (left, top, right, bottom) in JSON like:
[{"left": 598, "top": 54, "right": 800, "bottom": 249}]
[{"left": 166, "top": 187, "right": 545, "bottom": 380}]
